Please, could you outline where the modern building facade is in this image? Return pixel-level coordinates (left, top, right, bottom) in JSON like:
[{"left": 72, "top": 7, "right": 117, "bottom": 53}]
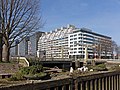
[
  {"left": 37, "top": 25, "right": 74, "bottom": 60},
  {"left": 38, "top": 25, "right": 112, "bottom": 60},
  {"left": 68, "top": 28, "right": 112, "bottom": 59},
  {"left": 10, "top": 31, "right": 44, "bottom": 57}
]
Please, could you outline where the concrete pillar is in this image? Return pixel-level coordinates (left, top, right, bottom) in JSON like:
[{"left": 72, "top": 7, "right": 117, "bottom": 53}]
[
  {"left": 69, "top": 84, "right": 72, "bottom": 90},
  {"left": 116, "top": 75, "right": 119, "bottom": 90},
  {"left": 114, "top": 75, "right": 116, "bottom": 90},
  {"left": 80, "top": 83, "right": 83, "bottom": 90},
  {"left": 105, "top": 77, "right": 108, "bottom": 90},
  {"left": 77, "top": 82, "right": 86, "bottom": 90},
  {"left": 90, "top": 80, "right": 93, "bottom": 90},
  {"left": 68, "top": 85, "right": 71, "bottom": 90},
  {"left": 102, "top": 78, "right": 104, "bottom": 90},
  {"left": 118, "top": 75, "right": 119, "bottom": 90},
  {"left": 54, "top": 87, "right": 58, "bottom": 90},
  {"left": 74, "top": 80, "right": 78, "bottom": 90},
  {"left": 62, "top": 86, "right": 65, "bottom": 90},
  {"left": 85, "top": 81, "right": 89, "bottom": 90},
  {"left": 94, "top": 79, "right": 97, "bottom": 90},
  {"left": 108, "top": 76, "right": 111, "bottom": 90},
  {"left": 111, "top": 76, "right": 114, "bottom": 90},
  {"left": 118, "top": 74, "right": 120, "bottom": 90},
  {"left": 98, "top": 78, "right": 101, "bottom": 90}
]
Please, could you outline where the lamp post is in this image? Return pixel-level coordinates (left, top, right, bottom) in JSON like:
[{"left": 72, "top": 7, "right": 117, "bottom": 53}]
[
  {"left": 84, "top": 46, "right": 88, "bottom": 65},
  {"left": 76, "top": 43, "right": 88, "bottom": 65},
  {"left": 98, "top": 44, "right": 101, "bottom": 59}
]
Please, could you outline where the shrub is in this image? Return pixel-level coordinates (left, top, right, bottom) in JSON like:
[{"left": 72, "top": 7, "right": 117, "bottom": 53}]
[
  {"left": 87, "top": 64, "right": 108, "bottom": 71},
  {"left": 8, "top": 65, "right": 48, "bottom": 81},
  {"left": 92, "top": 64, "right": 108, "bottom": 71},
  {"left": 34, "top": 72, "right": 47, "bottom": 77},
  {"left": 109, "top": 65, "right": 120, "bottom": 71},
  {"left": 24, "top": 72, "right": 47, "bottom": 80},
  {"left": 8, "top": 76, "right": 18, "bottom": 81},
  {"left": 20, "top": 65, "right": 43, "bottom": 75},
  {"left": 20, "top": 67, "right": 30, "bottom": 75},
  {"left": 8, "top": 72, "right": 24, "bottom": 81},
  {"left": 27, "top": 58, "right": 41, "bottom": 66}
]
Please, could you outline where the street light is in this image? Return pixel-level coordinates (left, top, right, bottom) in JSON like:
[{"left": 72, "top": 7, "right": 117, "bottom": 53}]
[{"left": 98, "top": 44, "right": 101, "bottom": 59}]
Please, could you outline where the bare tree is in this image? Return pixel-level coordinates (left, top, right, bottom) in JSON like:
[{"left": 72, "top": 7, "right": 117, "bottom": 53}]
[
  {"left": 0, "top": 0, "right": 42, "bottom": 62},
  {"left": 112, "top": 40, "right": 119, "bottom": 59}
]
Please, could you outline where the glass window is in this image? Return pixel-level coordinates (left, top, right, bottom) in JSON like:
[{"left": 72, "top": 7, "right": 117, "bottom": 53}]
[
  {"left": 70, "top": 42, "right": 73, "bottom": 44},
  {"left": 74, "top": 51, "right": 77, "bottom": 53},
  {"left": 78, "top": 48, "right": 82, "bottom": 50},
  {"left": 78, "top": 34, "right": 82, "bottom": 36},
  {"left": 70, "top": 35, "right": 73, "bottom": 37},
  {"left": 79, "top": 37, "right": 82, "bottom": 39},
  {"left": 74, "top": 44, "right": 77, "bottom": 47},
  {"left": 78, "top": 51, "right": 82, "bottom": 53},
  {"left": 70, "top": 52, "right": 73, "bottom": 54},
  {"left": 74, "top": 38, "right": 77, "bottom": 40},
  {"left": 74, "top": 48, "right": 77, "bottom": 50},
  {"left": 74, "top": 34, "right": 77, "bottom": 36},
  {"left": 74, "top": 41, "right": 77, "bottom": 44}
]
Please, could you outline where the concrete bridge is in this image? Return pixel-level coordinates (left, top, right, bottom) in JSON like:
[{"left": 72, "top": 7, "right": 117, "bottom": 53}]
[{"left": 40, "top": 59, "right": 120, "bottom": 70}]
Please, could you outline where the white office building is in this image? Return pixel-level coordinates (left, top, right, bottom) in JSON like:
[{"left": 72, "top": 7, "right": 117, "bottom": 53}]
[
  {"left": 68, "top": 28, "right": 112, "bottom": 59},
  {"left": 38, "top": 25, "right": 112, "bottom": 60},
  {"left": 37, "top": 25, "right": 74, "bottom": 60}
]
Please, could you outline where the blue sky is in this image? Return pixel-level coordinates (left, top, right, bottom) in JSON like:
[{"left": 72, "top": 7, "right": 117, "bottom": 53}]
[{"left": 41, "top": 0, "right": 120, "bottom": 45}]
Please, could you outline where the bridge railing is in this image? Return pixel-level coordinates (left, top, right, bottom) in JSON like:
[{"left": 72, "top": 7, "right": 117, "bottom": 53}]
[{"left": 0, "top": 71, "right": 120, "bottom": 90}]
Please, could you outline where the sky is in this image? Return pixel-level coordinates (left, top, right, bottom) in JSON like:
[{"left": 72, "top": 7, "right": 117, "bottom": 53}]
[{"left": 40, "top": 0, "right": 120, "bottom": 45}]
